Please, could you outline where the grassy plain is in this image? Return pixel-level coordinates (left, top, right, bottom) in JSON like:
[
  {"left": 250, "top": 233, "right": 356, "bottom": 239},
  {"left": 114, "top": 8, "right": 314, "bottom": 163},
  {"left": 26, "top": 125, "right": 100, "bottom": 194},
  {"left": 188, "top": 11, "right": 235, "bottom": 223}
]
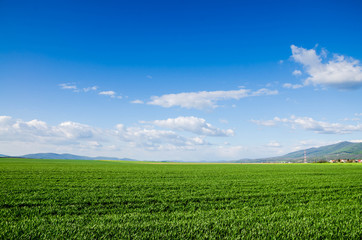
[{"left": 0, "top": 158, "right": 361, "bottom": 239}]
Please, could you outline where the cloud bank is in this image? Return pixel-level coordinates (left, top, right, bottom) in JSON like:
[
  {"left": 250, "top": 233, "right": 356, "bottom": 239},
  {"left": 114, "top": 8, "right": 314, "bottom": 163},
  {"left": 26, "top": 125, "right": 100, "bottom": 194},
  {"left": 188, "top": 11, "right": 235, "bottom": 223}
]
[
  {"left": 0, "top": 116, "right": 242, "bottom": 160},
  {"left": 0, "top": 116, "right": 103, "bottom": 144}
]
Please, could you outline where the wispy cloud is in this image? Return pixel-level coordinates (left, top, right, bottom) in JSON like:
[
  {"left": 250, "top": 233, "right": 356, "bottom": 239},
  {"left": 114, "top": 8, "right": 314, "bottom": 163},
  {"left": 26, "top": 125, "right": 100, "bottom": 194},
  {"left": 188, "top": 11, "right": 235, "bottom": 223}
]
[
  {"left": 266, "top": 141, "right": 281, "bottom": 148},
  {"left": 251, "top": 119, "right": 277, "bottom": 126},
  {"left": 283, "top": 83, "right": 303, "bottom": 89},
  {"left": 219, "top": 119, "right": 229, "bottom": 124},
  {"left": 131, "top": 99, "right": 144, "bottom": 104},
  {"left": 83, "top": 86, "right": 98, "bottom": 92},
  {"left": 98, "top": 90, "right": 122, "bottom": 99},
  {"left": 59, "top": 83, "right": 78, "bottom": 91},
  {"left": 59, "top": 84, "right": 121, "bottom": 99},
  {"left": 99, "top": 90, "right": 115, "bottom": 97},
  {"left": 292, "top": 70, "right": 302, "bottom": 76},
  {"left": 150, "top": 116, "right": 234, "bottom": 137},
  {"left": 147, "top": 88, "right": 278, "bottom": 110},
  {"left": 291, "top": 45, "right": 362, "bottom": 89},
  {"left": 341, "top": 117, "right": 360, "bottom": 122},
  {"left": 252, "top": 115, "right": 362, "bottom": 134}
]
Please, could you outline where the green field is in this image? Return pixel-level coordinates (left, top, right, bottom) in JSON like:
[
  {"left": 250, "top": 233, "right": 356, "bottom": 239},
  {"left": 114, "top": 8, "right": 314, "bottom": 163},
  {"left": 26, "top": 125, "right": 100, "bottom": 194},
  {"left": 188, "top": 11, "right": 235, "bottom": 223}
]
[{"left": 0, "top": 158, "right": 361, "bottom": 239}]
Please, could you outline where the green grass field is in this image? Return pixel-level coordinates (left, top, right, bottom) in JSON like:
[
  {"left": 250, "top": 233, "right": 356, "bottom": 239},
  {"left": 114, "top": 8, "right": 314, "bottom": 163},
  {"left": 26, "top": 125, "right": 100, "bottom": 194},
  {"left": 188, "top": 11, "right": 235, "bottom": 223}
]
[{"left": 0, "top": 158, "right": 361, "bottom": 239}]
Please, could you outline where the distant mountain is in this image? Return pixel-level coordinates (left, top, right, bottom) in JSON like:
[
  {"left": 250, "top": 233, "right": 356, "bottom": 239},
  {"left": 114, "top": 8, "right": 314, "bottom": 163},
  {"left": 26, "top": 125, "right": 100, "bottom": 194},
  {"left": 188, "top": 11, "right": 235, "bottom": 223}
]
[
  {"left": 21, "top": 153, "right": 91, "bottom": 160},
  {"left": 17, "top": 153, "right": 135, "bottom": 161},
  {"left": 235, "top": 141, "right": 362, "bottom": 163},
  {"left": 281, "top": 141, "right": 362, "bottom": 160},
  {"left": 2, "top": 142, "right": 361, "bottom": 163}
]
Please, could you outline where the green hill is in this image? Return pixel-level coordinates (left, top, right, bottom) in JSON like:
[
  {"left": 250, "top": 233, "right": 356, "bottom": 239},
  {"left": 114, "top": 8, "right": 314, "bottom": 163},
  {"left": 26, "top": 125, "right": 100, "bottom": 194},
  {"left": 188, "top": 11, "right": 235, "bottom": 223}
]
[
  {"left": 236, "top": 141, "right": 362, "bottom": 163},
  {"left": 283, "top": 141, "right": 362, "bottom": 159}
]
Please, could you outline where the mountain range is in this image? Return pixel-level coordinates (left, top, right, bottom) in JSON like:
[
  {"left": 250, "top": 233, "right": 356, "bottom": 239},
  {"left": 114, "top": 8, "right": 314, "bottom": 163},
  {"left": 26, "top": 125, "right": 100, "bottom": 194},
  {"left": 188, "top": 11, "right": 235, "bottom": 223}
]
[
  {"left": 0, "top": 153, "right": 135, "bottom": 161},
  {"left": 235, "top": 141, "right": 362, "bottom": 163},
  {"left": 1, "top": 141, "right": 361, "bottom": 162}
]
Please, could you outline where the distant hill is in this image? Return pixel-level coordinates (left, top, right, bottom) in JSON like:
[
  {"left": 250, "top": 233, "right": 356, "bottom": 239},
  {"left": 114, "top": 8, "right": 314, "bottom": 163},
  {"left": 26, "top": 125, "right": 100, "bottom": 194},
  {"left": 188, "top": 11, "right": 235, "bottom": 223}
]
[
  {"left": 2, "top": 141, "right": 362, "bottom": 163},
  {"left": 16, "top": 153, "right": 135, "bottom": 161},
  {"left": 235, "top": 141, "right": 362, "bottom": 163},
  {"left": 281, "top": 141, "right": 362, "bottom": 160},
  {"left": 22, "top": 153, "right": 91, "bottom": 160}
]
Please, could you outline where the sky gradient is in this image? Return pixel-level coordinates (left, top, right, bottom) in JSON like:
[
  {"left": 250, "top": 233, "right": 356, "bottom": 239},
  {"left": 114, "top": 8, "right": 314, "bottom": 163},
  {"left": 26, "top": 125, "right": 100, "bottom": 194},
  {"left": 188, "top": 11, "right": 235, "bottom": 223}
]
[{"left": 1, "top": 0, "right": 362, "bottom": 160}]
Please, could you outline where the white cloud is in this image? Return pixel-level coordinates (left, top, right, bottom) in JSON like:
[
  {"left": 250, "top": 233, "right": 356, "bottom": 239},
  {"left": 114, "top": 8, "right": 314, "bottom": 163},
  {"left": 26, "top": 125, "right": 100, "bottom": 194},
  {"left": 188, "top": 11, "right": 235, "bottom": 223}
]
[
  {"left": 0, "top": 116, "right": 102, "bottom": 142},
  {"left": 83, "top": 86, "right": 98, "bottom": 92},
  {"left": 99, "top": 91, "right": 122, "bottom": 99},
  {"left": 99, "top": 90, "right": 116, "bottom": 97},
  {"left": 59, "top": 83, "right": 77, "bottom": 90},
  {"left": 151, "top": 116, "right": 234, "bottom": 137},
  {"left": 283, "top": 83, "right": 304, "bottom": 89},
  {"left": 59, "top": 84, "right": 122, "bottom": 98},
  {"left": 341, "top": 117, "right": 360, "bottom": 122},
  {"left": 131, "top": 99, "right": 144, "bottom": 104},
  {"left": 219, "top": 119, "right": 229, "bottom": 124},
  {"left": 252, "top": 115, "right": 362, "bottom": 134},
  {"left": 0, "top": 116, "right": 213, "bottom": 150},
  {"left": 7, "top": 116, "right": 327, "bottom": 161},
  {"left": 1, "top": 116, "right": 248, "bottom": 160},
  {"left": 291, "top": 45, "right": 362, "bottom": 89},
  {"left": 0, "top": 116, "right": 210, "bottom": 153},
  {"left": 250, "top": 119, "right": 277, "bottom": 126},
  {"left": 56, "top": 121, "right": 100, "bottom": 139},
  {"left": 115, "top": 124, "right": 208, "bottom": 151},
  {"left": 0, "top": 116, "right": 104, "bottom": 144},
  {"left": 148, "top": 88, "right": 278, "bottom": 109},
  {"left": 292, "top": 70, "right": 302, "bottom": 76},
  {"left": 266, "top": 141, "right": 281, "bottom": 148},
  {"left": 146, "top": 75, "right": 153, "bottom": 79}
]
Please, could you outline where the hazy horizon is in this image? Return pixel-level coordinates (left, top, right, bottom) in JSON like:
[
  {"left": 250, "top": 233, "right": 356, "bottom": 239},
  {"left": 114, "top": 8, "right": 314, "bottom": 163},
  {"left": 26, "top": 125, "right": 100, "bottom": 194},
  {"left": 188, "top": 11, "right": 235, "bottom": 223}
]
[{"left": 1, "top": 0, "right": 362, "bottom": 161}]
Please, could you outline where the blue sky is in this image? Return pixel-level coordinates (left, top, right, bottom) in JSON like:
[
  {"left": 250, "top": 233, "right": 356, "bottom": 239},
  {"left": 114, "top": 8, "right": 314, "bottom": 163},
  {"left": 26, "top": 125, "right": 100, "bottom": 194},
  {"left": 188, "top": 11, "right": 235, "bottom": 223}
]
[{"left": 1, "top": 0, "right": 362, "bottom": 160}]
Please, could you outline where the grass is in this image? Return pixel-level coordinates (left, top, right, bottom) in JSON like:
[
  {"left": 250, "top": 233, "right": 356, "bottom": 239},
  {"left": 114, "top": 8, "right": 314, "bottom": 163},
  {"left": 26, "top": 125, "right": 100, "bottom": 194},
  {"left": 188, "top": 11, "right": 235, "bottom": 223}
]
[{"left": 0, "top": 158, "right": 361, "bottom": 239}]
